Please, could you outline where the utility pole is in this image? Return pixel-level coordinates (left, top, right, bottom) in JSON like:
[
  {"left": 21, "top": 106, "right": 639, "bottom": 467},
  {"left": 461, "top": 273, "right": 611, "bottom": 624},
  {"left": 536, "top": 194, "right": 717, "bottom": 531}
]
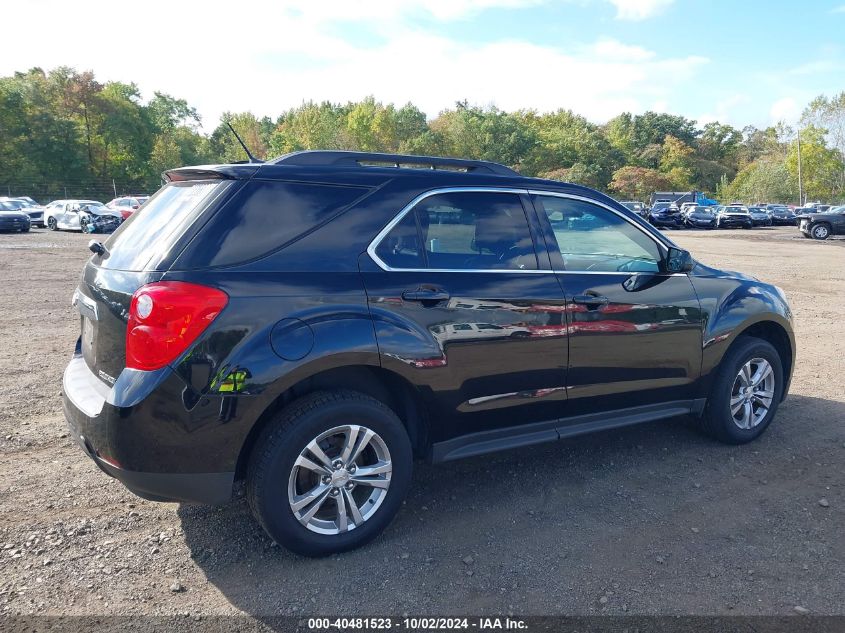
[
  {"left": 797, "top": 128, "right": 804, "bottom": 206},
  {"left": 112, "top": 179, "right": 117, "bottom": 198}
]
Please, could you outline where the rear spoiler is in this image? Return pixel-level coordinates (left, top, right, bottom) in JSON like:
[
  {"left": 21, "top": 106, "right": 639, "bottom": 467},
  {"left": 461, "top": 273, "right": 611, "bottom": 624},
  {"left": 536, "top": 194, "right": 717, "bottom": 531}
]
[{"left": 163, "top": 164, "right": 261, "bottom": 182}]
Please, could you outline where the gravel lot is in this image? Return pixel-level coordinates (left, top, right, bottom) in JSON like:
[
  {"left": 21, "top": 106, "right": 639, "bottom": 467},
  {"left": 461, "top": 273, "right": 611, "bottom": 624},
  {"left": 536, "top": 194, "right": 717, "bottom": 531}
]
[{"left": 1, "top": 226, "right": 843, "bottom": 617}]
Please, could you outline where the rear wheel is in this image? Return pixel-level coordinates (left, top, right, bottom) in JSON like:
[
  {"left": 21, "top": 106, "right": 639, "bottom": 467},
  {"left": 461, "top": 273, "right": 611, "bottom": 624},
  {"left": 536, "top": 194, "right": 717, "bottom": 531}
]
[
  {"left": 247, "top": 390, "right": 413, "bottom": 556},
  {"left": 700, "top": 336, "right": 783, "bottom": 444}
]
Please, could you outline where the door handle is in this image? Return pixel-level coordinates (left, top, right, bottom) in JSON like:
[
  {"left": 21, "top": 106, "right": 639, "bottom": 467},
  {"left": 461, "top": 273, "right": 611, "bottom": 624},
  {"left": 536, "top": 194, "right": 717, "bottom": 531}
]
[
  {"left": 402, "top": 288, "right": 450, "bottom": 302},
  {"left": 572, "top": 294, "right": 609, "bottom": 308}
]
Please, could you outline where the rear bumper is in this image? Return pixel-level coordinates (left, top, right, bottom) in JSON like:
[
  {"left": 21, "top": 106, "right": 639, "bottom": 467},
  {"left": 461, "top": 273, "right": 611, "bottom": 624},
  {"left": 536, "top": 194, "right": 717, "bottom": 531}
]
[
  {"left": 69, "top": 428, "right": 234, "bottom": 503},
  {"left": 62, "top": 349, "right": 236, "bottom": 504}
]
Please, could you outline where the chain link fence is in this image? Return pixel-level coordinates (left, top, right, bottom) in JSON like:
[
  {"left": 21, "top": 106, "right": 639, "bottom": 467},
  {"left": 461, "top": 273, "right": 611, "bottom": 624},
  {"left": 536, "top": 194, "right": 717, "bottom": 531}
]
[{"left": 0, "top": 177, "right": 160, "bottom": 204}]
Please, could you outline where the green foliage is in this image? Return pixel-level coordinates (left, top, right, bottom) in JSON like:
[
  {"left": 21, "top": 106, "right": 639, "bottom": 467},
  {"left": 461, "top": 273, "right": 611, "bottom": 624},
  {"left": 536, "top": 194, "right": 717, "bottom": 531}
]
[
  {"left": 1, "top": 66, "right": 843, "bottom": 205},
  {"left": 659, "top": 135, "right": 695, "bottom": 189},
  {"left": 720, "top": 160, "right": 796, "bottom": 204},
  {"left": 608, "top": 166, "right": 672, "bottom": 201},
  {"left": 785, "top": 125, "right": 845, "bottom": 202}
]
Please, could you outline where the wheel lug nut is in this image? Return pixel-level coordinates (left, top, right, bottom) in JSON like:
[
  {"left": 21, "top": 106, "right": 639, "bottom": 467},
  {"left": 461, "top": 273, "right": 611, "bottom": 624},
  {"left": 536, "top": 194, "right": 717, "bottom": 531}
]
[
  {"left": 348, "top": 465, "right": 356, "bottom": 474},
  {"left": 345, "top": 481, "right": 355, "bottom": 490},
  {"left": 330, "top": 488, "right": 339, "bottom": 497},
  {"left": 321, "top": 475, "right": 331, "bottom": 484},
  {"left": 332, "top": 460, "right": 344, "bottom": 470}
]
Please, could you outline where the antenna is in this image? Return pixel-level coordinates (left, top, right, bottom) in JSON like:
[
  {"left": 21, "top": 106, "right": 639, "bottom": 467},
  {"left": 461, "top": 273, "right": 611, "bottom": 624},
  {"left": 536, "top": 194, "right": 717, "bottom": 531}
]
[{"left": 225, "top": 120, "right": 263, "bottom": 164}]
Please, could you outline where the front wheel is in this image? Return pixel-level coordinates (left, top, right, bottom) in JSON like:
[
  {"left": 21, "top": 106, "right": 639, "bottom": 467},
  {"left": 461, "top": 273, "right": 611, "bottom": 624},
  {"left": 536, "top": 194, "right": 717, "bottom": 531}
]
[
  {"left": 247, "top": 390, "right": 413, "bottom": 556},
  {"left": 700, "top": 336, "right": 783, "bottom": 444},
  {"left": 810, "top": 223, "right": 830, "bottom": 240},
  {"left": 47, "top": 217, "right": 57, "bottom": 231}
]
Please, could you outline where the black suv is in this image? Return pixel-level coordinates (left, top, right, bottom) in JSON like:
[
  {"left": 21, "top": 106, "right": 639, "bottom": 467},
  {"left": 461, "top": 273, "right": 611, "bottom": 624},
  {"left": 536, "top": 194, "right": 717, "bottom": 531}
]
[
  {"left": 63, "top": 151, "right": 795, "bottom": 556},
  {"left": 799, "top": 205, "right": 845, "bottom": 239}
]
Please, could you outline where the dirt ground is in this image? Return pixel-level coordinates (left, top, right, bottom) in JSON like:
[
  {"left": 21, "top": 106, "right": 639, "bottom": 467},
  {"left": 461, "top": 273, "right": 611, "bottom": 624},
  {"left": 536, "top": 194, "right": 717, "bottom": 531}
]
[{"left": 0, "top": 226, "right": 843, "bottom": 617}]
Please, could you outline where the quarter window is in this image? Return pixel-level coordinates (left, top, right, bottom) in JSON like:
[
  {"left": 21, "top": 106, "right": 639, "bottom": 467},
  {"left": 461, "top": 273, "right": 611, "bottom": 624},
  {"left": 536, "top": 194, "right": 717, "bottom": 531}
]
[
  {"left": 376, "top": 191, "right": 538, "bottom": 271},
  {"left": 533, "top": 195, "right": 662, "bottom": 273}
]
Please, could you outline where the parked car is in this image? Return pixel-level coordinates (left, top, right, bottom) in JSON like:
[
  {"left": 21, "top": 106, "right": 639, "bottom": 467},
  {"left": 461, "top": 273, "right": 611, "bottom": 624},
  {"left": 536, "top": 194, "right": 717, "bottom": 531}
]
[
  {"left": 765, "top": 205, "right": 797, "bottom": 226},
  {"left": 620, "top": 201, "right": 647, "bottom": 217},
  {"left": 748, "top": 207, "right": 773, "bottom": 227},
  {"left": 799, "top": 205, "right": 845, "bottom": 240},
  {"left": 0, "top": 197, "right": 45, "bottom": 227},
  {"left": 716, "top": 205, "right": 753, "bottom": 229},
  {"left": 795, "top": 204, "right": 828, "bottom": 217},
  {"left": 45, "top": 200, "right": 122, "bottom": 232},
  {"left": 106, "top": 195, "right": 150, "bottom": 220},
  {"left": 0, "top": 200, "right": 31, "bottom": 232},
  {"left": 683, "top": 205, "right": 717, "bottom": 229},
  {"left": 63, "top": 150, "right": 795, "bottom": 556},
  {"left": 648, "top": 202, "right": 683, "bottom": 229}
]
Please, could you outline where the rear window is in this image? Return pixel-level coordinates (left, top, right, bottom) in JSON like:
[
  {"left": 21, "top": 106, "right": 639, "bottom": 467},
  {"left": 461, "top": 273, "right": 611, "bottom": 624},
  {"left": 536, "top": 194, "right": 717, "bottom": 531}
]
[
  {"left": 179, "top": 180, "right": 368, "bottom": 268},
  {"left": 101, "top": 181, "right": 225, "bottom": 270}
]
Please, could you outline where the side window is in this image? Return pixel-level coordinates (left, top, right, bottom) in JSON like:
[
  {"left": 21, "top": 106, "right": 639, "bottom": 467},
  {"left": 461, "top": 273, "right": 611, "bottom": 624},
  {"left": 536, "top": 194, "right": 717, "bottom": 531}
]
[
  {"left": 375, "top": 211, "right": 423, "bottom": 269},
  {"left": 180, "top": 181, "right": 367, "bottom": 268},
  {"left": 374, "top": 191, "right": 538, "bottom": 271},
  {"left": 416, "top": 192, "right": 537, "bottom": 270},
  {"left": 533, "top": 195, "right": 662, "bottom": 273}
]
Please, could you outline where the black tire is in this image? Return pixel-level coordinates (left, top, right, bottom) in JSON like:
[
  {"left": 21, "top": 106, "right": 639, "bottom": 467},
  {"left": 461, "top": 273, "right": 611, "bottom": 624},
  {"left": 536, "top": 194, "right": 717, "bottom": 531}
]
[
  {"left": 247, "top": 390, "right": 413, "bottom": 557},
  {"left": 700, "top": 336, "right": 784, "bottom": 444},
  {"left": 810, "top": 223, "right": 831, "bottom": 240},
  {"left": 47, "top": 217, "right": 57, "bottom": 231}
]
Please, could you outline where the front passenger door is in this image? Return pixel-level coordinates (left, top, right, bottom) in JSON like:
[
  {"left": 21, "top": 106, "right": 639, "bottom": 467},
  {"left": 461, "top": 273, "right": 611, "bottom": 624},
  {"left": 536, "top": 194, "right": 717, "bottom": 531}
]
[{"left": 531, "top": 193, "right": 704, "bottom": 419}]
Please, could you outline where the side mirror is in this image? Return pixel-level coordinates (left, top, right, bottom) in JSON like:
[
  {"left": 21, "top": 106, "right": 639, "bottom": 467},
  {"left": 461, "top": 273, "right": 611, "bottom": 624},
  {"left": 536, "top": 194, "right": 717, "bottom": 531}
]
[{"left": 665, "top": 247, "right": 694, "bottom": 273}]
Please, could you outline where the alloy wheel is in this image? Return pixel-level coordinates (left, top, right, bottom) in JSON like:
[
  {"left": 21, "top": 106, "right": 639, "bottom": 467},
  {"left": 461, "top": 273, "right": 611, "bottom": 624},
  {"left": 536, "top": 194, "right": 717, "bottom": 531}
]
[
  {"left": 288, "top": 424, "right": 392, "bottom": 535},
  {"left": 729, "top": 358, "right": 775, "bottom": 430},
  {"left": 812, "top": 225, "right": 829, "bottom": 239}
]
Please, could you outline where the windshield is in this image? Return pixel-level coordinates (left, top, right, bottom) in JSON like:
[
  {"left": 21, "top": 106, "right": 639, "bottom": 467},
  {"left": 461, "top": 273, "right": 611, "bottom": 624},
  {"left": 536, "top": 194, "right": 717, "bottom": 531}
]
[
  {"left": 0, "top": 201, "right": 22, "bottom": 210},
  {"left": 693, "top": 206, "right": 714, "bottom": 214},
  {"left": 725, "top": 207, "right": 748, "bottom": 214},
  {"left": 80, "top": 203, "right": 109, "bottom": 212}
]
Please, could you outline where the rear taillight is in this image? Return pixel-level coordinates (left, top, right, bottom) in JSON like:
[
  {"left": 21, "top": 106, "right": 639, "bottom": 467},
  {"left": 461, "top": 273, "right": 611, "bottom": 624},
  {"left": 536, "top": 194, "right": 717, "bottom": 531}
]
[
  {"left": 120, "top": 210, "right": 132, "bottom": 220},
  {"left": 126, "top": 281, "right": 228, "bottom": 371}
]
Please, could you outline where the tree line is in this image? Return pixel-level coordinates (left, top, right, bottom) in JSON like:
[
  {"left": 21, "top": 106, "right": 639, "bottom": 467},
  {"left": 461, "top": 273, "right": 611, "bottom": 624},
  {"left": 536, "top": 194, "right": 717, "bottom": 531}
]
[{"left": 2, "top": 67, "right": 844, "bottom": 204}]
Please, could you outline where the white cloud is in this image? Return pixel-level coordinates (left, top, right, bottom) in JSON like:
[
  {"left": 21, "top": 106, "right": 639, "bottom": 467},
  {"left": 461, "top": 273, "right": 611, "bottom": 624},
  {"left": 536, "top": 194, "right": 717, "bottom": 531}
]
[
  {"left": 770, "top": 97, "right": 801, "bottom": 123},
  {"left": 590, "top": 38, "right": 656, "bottom": 61},
  {"left": 608, "top": 0, "right": 674, "bottom": 20},
  {"left": 0, "top": 1, "right": 705, "bottom": 130}
]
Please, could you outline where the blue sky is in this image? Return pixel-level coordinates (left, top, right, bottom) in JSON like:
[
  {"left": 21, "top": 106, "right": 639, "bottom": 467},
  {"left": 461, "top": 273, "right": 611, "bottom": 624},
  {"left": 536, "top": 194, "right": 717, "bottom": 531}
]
[{"left": 4, "top": 0, "right": 845, "bottom": 130}]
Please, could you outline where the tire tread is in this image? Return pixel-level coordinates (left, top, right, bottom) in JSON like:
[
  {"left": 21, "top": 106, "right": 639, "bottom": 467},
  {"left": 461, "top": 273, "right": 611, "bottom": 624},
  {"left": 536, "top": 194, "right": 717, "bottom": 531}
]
[{"left": 246, "top": 389, "right": 403, "bottom": 553}]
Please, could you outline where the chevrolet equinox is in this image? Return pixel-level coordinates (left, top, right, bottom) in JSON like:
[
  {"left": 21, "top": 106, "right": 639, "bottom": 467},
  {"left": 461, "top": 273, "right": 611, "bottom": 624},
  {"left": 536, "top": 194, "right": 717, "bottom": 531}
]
[{"left": 63, "top": 151, "right": 795, "bottom": 556}]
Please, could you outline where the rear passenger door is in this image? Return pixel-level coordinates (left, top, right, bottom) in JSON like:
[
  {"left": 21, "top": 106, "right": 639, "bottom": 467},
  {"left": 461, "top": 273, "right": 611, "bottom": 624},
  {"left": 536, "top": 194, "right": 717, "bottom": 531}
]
[{"left": 360, "top": 188, "right": 570, "bottom": 456}]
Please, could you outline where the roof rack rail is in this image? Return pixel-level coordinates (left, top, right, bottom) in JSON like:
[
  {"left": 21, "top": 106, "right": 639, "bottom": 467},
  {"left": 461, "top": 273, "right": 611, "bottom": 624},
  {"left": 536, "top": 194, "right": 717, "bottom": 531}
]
[{"left": 270, "top": 150, "right": 518, "bottom": 176}]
